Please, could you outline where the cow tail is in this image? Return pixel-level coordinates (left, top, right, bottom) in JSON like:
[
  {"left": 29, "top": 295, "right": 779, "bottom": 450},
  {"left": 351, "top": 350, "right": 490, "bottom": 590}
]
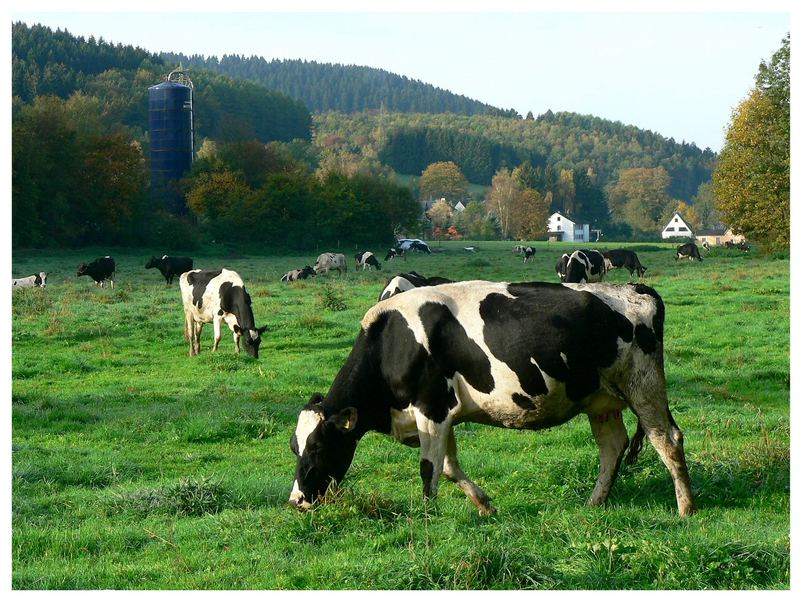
[{"left": 625, "top": 419, "right": 646, "bottom": 465}]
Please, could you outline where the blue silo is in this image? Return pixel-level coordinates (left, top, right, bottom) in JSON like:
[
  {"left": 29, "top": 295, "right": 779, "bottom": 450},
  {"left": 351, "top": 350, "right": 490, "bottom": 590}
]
[{"left": 149, "top": 68, "right": 194, "bottom": 210}]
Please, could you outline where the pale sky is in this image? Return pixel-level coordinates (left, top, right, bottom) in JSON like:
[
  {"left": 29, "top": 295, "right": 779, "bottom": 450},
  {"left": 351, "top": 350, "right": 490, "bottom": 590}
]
[{"left": 7, "top": 2, "right": 793, "bottom": 151}]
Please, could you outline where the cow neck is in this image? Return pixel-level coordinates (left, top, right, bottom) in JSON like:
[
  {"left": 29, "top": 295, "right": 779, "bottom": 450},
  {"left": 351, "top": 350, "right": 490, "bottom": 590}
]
[
  {"left": 223, "top": 285, "right": 257, "bottom": 331},
  {"left": 321, "top": 331, "right": 391, "bottom": 439}
]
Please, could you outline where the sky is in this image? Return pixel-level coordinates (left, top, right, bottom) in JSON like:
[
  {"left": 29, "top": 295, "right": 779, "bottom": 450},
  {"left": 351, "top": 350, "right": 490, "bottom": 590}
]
[
  {"left": 8, "top": 3, "right": 792, "bottom": 152},
  {"left": 9, "top": 2, "right": 791, "bottom": 152}
]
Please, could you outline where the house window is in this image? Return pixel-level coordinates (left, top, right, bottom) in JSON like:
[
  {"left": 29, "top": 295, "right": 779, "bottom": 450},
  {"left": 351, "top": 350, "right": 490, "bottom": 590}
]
[
  {"left": 557, "top": 216, "right": 561, "bottom": 221},
  {"left": 557, "top": 225, "right": 561, "bottom": 231},
  {"left": 674, "top": 218, "right": 679, "bottom": 222},
  {"left": 679, "top": 227, "right": 688, "bottom": 232},
  {"left": 666, "top": 227, "right": 675, "bottom": 232},
  {"left": 716, "top": 237, "right": 721, "bottom": 244}
]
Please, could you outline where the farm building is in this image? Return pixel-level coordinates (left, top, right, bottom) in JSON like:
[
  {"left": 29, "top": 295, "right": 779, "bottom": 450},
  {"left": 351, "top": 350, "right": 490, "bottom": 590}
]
[
  {"left": 695, "top": 227, "right": 746, "bottom": 246},
  {"left": 548, "top": 212, "right": 591, "bottom": 242},
  {"left": 661, "top": 212, "right": 693, "bottom": 239}
]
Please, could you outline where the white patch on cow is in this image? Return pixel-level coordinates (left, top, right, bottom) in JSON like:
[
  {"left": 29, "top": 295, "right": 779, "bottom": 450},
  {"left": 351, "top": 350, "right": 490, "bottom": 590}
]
[
  {"left": 162, "top": 255, "right": 168, "bottom": 260},
  {"left": 560, "top": 352, "right": 569, "bottom": 367},
  {"left": 294, "top": 409, "right": 324, "bottom": 456},
  {"left": 379, "top": 275, "right": 419, "bottom": 301},
  {"left": 389, "top": 406, "right": 419, "bottom": 444}
]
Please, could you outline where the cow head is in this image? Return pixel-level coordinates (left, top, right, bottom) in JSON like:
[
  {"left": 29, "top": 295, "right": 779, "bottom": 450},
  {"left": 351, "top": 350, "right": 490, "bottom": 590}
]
[
  {"left": 77, "top": 263, "right": 88, "bottom": 277},
  {"left": 233, "top": 324, "right": 268, "bottom": 358},
  {"left": 289, "top": 393, "right": 359, "bottom": 510},
  {"left": 301, "top": 266, "right": 316, "bottom": 279},
  {"left": 144, "top": 256, "right": 159, "bottom": 269}
]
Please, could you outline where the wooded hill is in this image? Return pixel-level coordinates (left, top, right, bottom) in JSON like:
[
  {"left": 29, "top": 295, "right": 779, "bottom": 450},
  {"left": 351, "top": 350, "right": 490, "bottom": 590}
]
[
  {"left": 12, "top": 22, "right": 312, "bottom": 144},
  {"left": 162, "top": 53, "right": 517, "bottom": 117}
]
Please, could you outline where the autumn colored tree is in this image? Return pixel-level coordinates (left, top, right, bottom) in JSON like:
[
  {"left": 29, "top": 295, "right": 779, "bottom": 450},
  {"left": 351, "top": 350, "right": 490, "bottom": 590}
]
[
  {"left": 427, "top": 198, "right": 453, "bottom": 229},
  {"left": 509, "top": 188, "right": 550, "bottom": 240},
  {"left": 608, "top": 167, "right": 674, "bottom": 232},
  {"left": 419, "top": 161, "right": 468, "bottom": 202},
  {"left": 713, "top": 35, "right": 789, "bottom": 250},
  {"left": 486, "top": 168, "right": 518, "bottom": 239}
]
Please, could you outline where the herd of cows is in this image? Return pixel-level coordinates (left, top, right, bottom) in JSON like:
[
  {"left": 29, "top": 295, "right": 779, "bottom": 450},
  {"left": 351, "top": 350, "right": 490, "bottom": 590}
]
[{"left": 16, "top": 236, "right": 746, "bottom": 518}]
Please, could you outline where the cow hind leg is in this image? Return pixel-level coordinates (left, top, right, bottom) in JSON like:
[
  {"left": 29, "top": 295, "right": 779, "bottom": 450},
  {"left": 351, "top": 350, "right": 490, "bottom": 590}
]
[
  {"left": 587, "top": 409, "right": 629, "bottom": 507},
  {"left": 627, "top": 376, "right": 695, "bottom": 516},
  {"left": 443, "top": 430, "right": 495, "bottom": 515}
]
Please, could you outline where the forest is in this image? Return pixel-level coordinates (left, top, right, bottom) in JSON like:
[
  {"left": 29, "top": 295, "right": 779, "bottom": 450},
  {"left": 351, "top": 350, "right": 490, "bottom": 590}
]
[{"left": 12, "top": 22, "right": 726, "bottom": 250}]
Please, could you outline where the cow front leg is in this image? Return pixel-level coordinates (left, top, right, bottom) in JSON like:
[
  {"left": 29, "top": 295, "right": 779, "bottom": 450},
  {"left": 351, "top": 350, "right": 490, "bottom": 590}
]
[
  {"left": 212, "top": 318, "right": 223, "bottom": 352},
  {"left": 443, "top": 430, "right": 495, "bottom": 515},
  {"left": 587, "top": 409, "right": 629, "bottom": 506},
  {"left": 233, "top": 330, "right": 241, "bottom": 353},
  {"left": 414, "top": 411, "right": 451, "bottom": 503},
  {"left": 194, "top": 321, "right": 204, "bottom": 355}
]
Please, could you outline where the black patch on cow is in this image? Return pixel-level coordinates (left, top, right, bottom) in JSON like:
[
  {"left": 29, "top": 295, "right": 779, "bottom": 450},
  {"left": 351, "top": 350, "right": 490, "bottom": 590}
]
[
  {"left": 420, "top": 459, "right": 434, "bottom": 498},
  {"left": 419, "top": 302, "right": 495, "bottom": 394},
  {"left": 512, "top": 393, "right": 537, "bottom": 411},
  {"left": 219, "top": 281, "right": 257, "bottom": 331},
  {"left": 634, "top": 324, "right": 657, "bottom": 354},
  {"left": 482, "top": 284, "right": 635, "bottom": 403},
  {"left": 188, "top": 269, "right": 222, "bottom": 308}
]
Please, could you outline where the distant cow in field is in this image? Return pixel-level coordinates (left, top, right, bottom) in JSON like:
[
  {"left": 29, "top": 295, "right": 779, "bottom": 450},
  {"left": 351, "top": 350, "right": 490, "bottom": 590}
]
[
  {"left": 378, "top": 271, "right": 453, "bottom": 302},
  {"left": 397, "top": 239, "right": 432, "bottom": 254},
  {"left": 281, "top": 266, "right": 316, "bottom": 282},
  {"left": 12, "top": 272, "right": 47, "bottom": 288},
  {"left": 289, "top": 281, "right": 695, "bottom": 518},
  {"left": 355, "top": 251, "right": 382, "bottom": 271},
  {"left": 77, "top": 256, "right": 115, "bottom": 288},
  {"left": 555, "top": 253, "right": 570, "bottom": 281},
  {"left": 701, "top": 241, "right": 710, "bottom": 253},
  {"left": 315, "top": 253, "right": 347, "bottom": 276},
  {"left": 675, "top": 243, "right": 703, "bottom": 262},
  {"left": 513, "top": 245, "right": 536, "bottom": 263},
  {"left": 385, "top": 247, "right": 405, "bottom": 261},
  {"left": 564, "top": 249, "right": 606, "bottom": 283},
  {"left": 179, "top": 268, "right": 266, "bottom": 358},
  {"left": 602, "top": 249, "right": 647, "bottom": 282},
  {"left": 145, "top": 255, "right": 194, "bottom": 285}
]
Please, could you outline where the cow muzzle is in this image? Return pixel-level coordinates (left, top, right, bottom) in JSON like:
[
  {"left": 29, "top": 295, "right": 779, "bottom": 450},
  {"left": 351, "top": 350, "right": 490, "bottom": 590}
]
[{"left": 289, "top": 481, "right": 313, "bottom": 510}]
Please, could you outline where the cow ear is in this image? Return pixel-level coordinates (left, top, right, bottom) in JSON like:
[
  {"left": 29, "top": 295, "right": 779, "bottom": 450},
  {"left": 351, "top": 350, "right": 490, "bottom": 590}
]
[
  {"left": 331, "top": 407, "right": 358, "bottom": 433},
  {"left": 309, "top": 392, "right": 325, "bottom": 405},
  {"left": 257, "top": 325, "right": 268, "bottom": 335}
]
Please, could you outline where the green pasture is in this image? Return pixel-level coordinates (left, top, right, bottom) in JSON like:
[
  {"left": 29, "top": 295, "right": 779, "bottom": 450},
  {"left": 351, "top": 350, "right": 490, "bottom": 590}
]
[{"left": 11, "top": 241, "right": 789, "bottom": 589}]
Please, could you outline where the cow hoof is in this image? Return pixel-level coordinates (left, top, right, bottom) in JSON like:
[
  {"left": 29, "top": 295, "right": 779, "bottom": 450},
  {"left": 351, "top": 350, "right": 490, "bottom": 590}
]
[{"left": 478, "top": 504, "right": 496, "bottom": 516}]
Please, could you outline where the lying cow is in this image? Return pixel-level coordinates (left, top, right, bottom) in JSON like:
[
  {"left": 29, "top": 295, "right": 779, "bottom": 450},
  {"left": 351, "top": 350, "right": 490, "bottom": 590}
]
[
  {"left": 281, "top": 266, "right": 316, "bottom": 282},
  {"left": 179, "top": 268, "right": 266, "bottom": 358},
  {"left": 289, "top": 281, "right": 695, "bottom": 517},
  {"left": 145, "top": 255, "right": 194, "bottom": 285},
  {"left": 564, "top": 249, "right": 606, "bottom": 283},
  {"left": 397, "top": 238, "right": 432, "bottom": 254},
  {"left": 513, "top": 245, "right": 536, "bottom": 263},
  {"left": 385, "top": 248, "right": 405, "bottom": 261},
  {"left": 12, "top": 272, "right": 47, "bottom": 288},
  {"left": 675, "top": 243, "right": 703, "bottom": 262},
  {"left": 355, "top": 251, "right": 381, "bottom": 271},
  {"left": 77, "top": 256, "right": 115, "bottom": 288},
  {"left": 378, "top": 271, "right": 453, "bottom": 302},
  {"left": 555, "top": 253, "right": 570, "bottom": 281},
  {"left": 315, "top": 253, "right": 347, "bottom": 276},
  {"left": 602, "top": 249, "right": 647, "bottom": 282}
]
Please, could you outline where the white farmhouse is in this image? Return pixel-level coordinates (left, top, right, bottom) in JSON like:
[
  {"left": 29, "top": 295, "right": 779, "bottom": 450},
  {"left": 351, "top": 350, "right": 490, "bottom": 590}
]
[
  {"left": 547, "top": 212, "right": 590, "bottom": 242},
  {"left": 661, "top": 212, "right": 693, "bottom": 239}
]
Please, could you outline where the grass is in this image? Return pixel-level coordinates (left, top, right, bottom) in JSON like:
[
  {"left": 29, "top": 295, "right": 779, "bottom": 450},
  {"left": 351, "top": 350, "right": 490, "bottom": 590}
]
[{"left": 11, "top": 241, "right": 789, "bottom": 589}]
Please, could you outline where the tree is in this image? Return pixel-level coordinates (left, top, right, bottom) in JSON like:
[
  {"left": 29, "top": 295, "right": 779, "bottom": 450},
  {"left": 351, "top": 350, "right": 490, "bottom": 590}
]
[
  {"left": 713, "top": 35, "right": 789, "bottom": 250},
  {"left": 419, "top": 161, "right": 468, "bottom": 202},
  {"left": 426, "top": 198, "right": 453, "bottom": 229},
  {"left": 691, "top": 181, "right": 722, "bottom": 230},
  {"left": 509, "top": 188, "right": 550, "bottom": 240},
  {"left": 486, "top": 168, "right": 518, "bottom": 239},
  {"left": 608, "top": 167, "right": 674, "bottom": 232}
]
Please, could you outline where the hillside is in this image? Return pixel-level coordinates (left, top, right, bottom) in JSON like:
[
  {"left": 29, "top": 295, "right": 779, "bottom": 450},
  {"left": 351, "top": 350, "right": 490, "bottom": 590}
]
[
  {"left": 162, "top": 53, "right": 518, "bottom": 117},
  {"left": 314, "top": 111, "right": 717, "bottom": 199}
]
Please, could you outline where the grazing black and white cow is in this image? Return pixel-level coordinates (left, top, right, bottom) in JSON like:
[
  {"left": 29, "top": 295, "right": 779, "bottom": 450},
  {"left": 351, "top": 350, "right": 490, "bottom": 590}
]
[
  {"left": 289, "top": 281, "right": 695, "bottom": 517},
  {"left": 397, "top": 239, "right": 432, "bottom": 254},
  {"left": 77, "top": 256, "right": 115, "bottom": 288},
  {"left": 355, "top": 251, "right": 382, "bottom": 271},
  {"left": 12, "top": 272, "right": 47, "bottom": 288},
  {"left": 281, "top": 266, "right": 316, "bottom": 282},
  {"left": 675, "top": 243, "right": 703, "bottom": 262},
  {"left": 513, "top": 245, "right": 536, "bottom": 263},
  {"left": 564, "top": 249, "right": 607, "bottom": 283},
  {"left": 602, "top": 249, "right": 647, "bottom": 282},
  {"left": 315, "top": 253, "right": 347, "bottom": 276},
  {"left": 555, "top": 253, "right": 570, "bottom": 281},
  {"left": 378, "top": 271, "right": 454, "bottom": 302},
  {"left": 701, "top": 240, "right": 710, "bottom": 253},
  {"left": 145, "top": 255, "right": 194, "bottom": 285},
  {"left": 179, "top": 268, "right": 267, "bottom": 358},
  {"left": 385, "top": 247, "right": 405, "bottom": 261}
]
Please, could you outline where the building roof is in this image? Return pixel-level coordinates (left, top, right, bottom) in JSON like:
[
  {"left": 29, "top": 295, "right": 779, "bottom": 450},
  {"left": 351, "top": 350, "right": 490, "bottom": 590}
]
[{"left": 550, "top": 211, "right": 590, "bottom": 225}]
